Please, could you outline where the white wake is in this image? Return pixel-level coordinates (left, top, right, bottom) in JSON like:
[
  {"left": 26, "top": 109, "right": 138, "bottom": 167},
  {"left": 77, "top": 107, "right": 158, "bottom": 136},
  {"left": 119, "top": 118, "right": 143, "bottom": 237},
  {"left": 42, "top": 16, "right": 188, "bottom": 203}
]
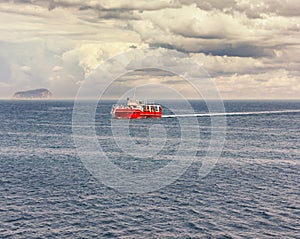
[{"left": 162, "top": 110, "right": 300, "bottom": 118}]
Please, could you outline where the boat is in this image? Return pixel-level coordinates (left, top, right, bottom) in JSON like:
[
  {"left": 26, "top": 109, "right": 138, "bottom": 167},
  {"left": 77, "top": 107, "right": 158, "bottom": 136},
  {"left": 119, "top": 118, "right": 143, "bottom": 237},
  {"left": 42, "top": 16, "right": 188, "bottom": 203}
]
[{"left": 111, "top": 98, "right": 162, "bottom": 119}]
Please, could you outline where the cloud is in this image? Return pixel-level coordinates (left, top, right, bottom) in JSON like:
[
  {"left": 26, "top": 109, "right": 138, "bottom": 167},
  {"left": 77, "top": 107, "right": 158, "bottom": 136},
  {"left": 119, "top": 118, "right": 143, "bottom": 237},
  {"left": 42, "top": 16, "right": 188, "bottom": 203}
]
[
  {"left": 234, "top": 0, "right": 300, "bottom": 18},
  {"left": 180, "top": 0, "right": 300, "bottom": 18},
  {"left": 192, "top": 53, "right": 266, "bottom": 76},
  {"left": 61, "top": 42, "right": 148, "bottom": 77},
  {"left": 213, "top": 69, "right": 300, "bottom": 99},
  {"left": 0, "top": 39, "right": 84, "bottom": 97},
  {"left": 6, "top": 0, "right": 182, "bottom": 13},
  {"left": 78, "top": 48, "right": 216, "bottom": 99},
  {"left": 0, "top": 0, "right": 299, "bottom": 99},
  {"left": 48, "top": 0, "right": 182, "bottom": 11},
  {"left": 52, "top": 66, "right": 63, "bottom": 72},
  {"left": 0, "top": 56, "right": 11, "bottom": 83},
  {"left": 20, "top": 65, "right": 32, "bottom": 73},
  {"left": 129, "top": 4, "right": 300, "bottom": 57}
]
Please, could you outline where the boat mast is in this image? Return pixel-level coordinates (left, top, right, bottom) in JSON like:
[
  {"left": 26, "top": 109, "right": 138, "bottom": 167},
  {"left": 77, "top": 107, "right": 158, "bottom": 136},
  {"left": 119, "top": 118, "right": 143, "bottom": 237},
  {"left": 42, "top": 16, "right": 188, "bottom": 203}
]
[{"left": 133, "top": 87, "right": 136, "bottom": 100}]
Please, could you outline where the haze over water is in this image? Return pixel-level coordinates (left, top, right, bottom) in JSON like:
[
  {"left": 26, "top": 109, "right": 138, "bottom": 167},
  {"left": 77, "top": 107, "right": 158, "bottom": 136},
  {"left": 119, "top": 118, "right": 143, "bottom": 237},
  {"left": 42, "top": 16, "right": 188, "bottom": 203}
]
[{"left": 0, "top": 100, "right": 299, "bottom": 238}]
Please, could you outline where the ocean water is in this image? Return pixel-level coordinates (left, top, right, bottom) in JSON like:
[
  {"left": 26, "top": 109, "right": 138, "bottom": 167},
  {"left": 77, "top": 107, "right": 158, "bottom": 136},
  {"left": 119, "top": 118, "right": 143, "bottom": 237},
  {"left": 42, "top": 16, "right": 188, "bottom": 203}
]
[{"left": 0, "top": 100, "right": 299, "bottom": 238}]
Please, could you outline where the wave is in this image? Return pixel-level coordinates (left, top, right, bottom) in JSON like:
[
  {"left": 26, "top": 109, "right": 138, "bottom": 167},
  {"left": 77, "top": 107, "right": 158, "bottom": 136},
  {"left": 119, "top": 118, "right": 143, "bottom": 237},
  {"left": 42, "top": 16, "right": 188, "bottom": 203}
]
[
  {"left": 48, "top": 107, "right": 73, "bottom": 111},
  {"left": 162, "top": 109, "right": 300, "bottom": 118}
]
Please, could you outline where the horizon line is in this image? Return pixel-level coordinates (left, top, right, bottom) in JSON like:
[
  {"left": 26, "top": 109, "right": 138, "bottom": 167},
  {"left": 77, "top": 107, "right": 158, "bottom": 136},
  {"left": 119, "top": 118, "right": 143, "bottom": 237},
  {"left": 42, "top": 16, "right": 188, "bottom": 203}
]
[{"left": 1, "top": 98, "right": 300, "bottom": 101}]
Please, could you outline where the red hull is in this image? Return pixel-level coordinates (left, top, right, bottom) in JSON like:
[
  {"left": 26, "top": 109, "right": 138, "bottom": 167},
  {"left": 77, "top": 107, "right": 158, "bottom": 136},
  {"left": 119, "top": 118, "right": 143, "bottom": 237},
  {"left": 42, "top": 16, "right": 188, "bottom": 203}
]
[{"left": 114, "top": 109, "right": 162, "bottom": 119}]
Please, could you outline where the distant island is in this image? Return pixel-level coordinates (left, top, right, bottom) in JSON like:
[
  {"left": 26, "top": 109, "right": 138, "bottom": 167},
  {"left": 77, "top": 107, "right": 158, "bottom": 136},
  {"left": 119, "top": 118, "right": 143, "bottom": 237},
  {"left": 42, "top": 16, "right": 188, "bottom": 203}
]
[{"left": 12, "top": 88, "right": 53, "bottom": 99}]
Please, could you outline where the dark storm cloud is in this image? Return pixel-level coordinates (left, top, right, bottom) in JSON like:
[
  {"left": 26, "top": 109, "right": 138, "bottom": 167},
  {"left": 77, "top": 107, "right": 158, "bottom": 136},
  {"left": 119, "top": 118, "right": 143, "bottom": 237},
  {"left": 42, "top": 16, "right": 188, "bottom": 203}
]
[
  {"left": 149, "top": 43, "right": 183, "bottom": 52},
  {"left": 114, "top": 68, "right": 175, "bottom": 82},
  {"left": 97, "top": 9, "right": 140, "bottom": 20},
  {"left": 202, "top": 44, "right": 275, "bottom": 58},
  {"left": 44, "top": 0, "right": 181, "bottom": 12},
  {"left": 149, "top": 42, "right": 275, "bottom": 58},
  {"left": 133, "top": 68, "right": 175, "bottom": 77},
  {"left": 180, "top": 0, "right": 237, "bottom": 11}
]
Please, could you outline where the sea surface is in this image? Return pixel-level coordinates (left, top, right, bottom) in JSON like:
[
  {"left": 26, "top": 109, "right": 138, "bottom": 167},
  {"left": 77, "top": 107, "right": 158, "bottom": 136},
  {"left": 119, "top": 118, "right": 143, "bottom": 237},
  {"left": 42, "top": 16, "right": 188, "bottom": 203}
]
[{"left": 0, "top": 100, "right": 299, "bottom": 238}]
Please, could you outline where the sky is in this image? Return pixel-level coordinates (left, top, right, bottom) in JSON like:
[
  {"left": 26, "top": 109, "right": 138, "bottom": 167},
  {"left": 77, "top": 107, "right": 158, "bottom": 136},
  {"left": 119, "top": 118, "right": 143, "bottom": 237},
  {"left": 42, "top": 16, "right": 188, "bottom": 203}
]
[{"left": 0, "top": 0, "right": 299, "bottom": 99}]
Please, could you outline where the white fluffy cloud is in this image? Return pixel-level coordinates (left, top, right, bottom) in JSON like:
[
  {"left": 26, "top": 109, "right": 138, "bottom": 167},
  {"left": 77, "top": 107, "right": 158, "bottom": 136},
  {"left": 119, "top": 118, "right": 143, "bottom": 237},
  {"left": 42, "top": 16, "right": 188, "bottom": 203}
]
[{"left": 213, "top": 69, "right": 300, "bottom": 99}]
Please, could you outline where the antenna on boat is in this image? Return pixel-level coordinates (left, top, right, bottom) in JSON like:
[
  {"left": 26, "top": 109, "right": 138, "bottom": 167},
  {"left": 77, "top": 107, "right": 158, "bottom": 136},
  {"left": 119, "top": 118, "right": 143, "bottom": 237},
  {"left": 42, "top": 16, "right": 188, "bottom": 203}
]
[{"left": 133, "top": 87, "right": 136, "bottom": 100}]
